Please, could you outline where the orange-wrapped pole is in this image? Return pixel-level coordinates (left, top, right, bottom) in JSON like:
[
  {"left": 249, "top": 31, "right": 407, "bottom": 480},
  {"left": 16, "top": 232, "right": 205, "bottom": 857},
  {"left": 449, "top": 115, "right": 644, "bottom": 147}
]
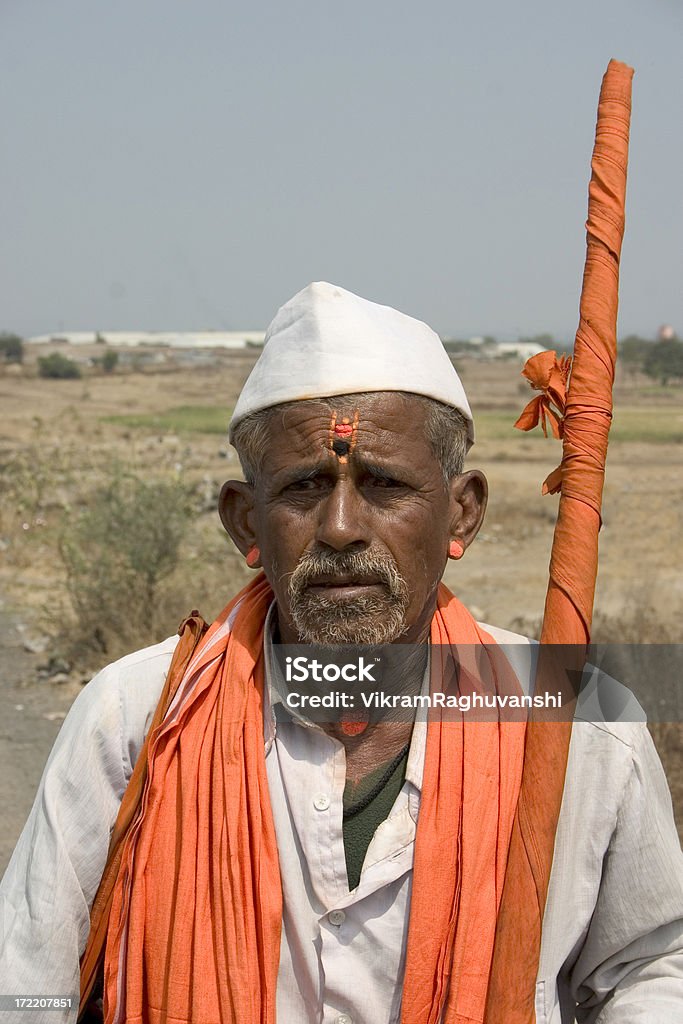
[{"left": 485, "top": 59, "right": 634, "bottom": 1022}]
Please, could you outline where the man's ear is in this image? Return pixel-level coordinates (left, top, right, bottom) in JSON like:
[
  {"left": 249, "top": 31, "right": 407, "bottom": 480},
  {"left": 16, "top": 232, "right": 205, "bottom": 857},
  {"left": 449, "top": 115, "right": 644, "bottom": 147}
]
[
  {"left": 218, "top": 480, "right": 257, "bottom": 555},
  {"left": 447, "top": 470, "right": 488, "bottom": 551}
]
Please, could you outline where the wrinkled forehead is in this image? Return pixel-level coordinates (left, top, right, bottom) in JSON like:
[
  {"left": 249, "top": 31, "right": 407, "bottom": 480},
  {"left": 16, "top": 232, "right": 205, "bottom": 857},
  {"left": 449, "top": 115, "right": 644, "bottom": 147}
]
[{"left": 260, "top": 392, "right": 433, "bottom": 468}]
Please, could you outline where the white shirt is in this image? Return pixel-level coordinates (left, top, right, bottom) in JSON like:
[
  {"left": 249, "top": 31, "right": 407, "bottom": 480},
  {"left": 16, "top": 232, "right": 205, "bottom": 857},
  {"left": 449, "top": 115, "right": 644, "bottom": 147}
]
[{"left": 1, "top": 620, "right": 682, "bottom": 1023}]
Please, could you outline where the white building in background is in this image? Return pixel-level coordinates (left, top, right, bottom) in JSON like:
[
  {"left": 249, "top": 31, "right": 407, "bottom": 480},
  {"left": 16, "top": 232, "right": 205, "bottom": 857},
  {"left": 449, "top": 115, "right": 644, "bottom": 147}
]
[
  {"left": 26, "top": 330, "right": 549, "bottom": 361},
  {"left": 25, "top": 330, "right": 265, "bottom": 349},
  {"left": 444, "top": 336, "right": 548, "bottom": 360},
  {"left": 493, "top": 341, "right": 547, "bottom": 360}
]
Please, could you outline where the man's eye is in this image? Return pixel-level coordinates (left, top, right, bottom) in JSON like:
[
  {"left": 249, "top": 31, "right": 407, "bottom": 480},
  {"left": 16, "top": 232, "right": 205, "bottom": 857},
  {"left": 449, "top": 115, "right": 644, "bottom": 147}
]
[
  {"left": 368, "top": 476, "right": 406, "bottom": 489},
  {"left": 284, "top": 478, "right": 321, "bottom": 493}
]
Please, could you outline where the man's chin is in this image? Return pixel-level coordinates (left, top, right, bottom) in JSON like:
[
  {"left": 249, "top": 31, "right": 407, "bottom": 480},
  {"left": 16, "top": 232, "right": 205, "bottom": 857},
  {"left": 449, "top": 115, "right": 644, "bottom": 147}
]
[{"left": 290, "top": 593, "right": 408, "bottom": 645}]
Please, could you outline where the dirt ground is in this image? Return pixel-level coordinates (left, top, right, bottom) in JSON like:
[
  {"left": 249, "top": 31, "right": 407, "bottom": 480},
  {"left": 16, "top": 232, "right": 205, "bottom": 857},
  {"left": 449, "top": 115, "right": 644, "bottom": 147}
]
[{"left": 1, "top": 350, "right": 681, "bottom": 873}]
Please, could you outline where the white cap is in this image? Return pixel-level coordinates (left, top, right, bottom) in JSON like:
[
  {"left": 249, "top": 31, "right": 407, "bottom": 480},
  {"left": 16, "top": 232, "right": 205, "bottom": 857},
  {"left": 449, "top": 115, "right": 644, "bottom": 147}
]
[{"left": 229, "top": 282, "right": 474, "bottom": 446}]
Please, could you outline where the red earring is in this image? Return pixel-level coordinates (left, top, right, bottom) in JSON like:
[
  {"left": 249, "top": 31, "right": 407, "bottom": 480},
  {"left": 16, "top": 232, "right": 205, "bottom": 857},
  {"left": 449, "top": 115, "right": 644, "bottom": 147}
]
[
  {"left": 245, "top": 545, "right": 261, "bottom": 568},
  {"left": 448, "top": 539, "right": 464, "bottom": 560}
]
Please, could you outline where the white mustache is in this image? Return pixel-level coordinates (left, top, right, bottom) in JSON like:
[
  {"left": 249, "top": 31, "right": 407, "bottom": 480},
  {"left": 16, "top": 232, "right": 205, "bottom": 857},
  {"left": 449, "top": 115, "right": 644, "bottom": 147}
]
[{"left": 288, "top": 550, "right": 406, "bottom": 598}]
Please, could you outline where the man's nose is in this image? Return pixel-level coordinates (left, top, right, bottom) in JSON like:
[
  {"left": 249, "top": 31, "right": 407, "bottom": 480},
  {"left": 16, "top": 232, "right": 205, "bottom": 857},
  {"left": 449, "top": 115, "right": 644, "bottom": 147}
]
[{"left": 316, "top": 478, "right": 370, "bottom": 551}]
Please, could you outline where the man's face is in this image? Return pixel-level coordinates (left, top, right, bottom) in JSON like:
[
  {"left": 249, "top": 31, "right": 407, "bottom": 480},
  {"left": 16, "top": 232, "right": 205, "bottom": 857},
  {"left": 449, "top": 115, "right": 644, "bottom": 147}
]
[{"left": 221, "top": 393, "right": 485, "bottom": 644}]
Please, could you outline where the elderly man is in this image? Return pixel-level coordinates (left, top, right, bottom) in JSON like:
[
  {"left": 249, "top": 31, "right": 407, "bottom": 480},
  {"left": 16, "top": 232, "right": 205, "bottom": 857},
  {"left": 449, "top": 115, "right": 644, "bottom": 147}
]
[{"left": 1, "top": 282, "right": 682, "bottom": 1024}]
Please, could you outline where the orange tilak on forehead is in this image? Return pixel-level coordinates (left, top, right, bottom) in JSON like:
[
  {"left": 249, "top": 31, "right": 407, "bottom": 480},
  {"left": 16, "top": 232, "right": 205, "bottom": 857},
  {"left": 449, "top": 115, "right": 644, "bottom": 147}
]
[{"left": 327, "top": 410, "right": 360, "bottom": 463}]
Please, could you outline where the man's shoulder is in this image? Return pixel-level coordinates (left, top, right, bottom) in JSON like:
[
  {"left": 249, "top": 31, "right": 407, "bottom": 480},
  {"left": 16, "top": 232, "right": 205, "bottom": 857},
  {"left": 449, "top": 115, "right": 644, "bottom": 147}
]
[
  {"left": 85, "top": 633, "right": 180, "bottom": 708},
  {"left": 478, "top": 621, "right": 533, "bottom": 646},
  {"left": 95, "top": 633, "right": 181, "bottom": 681},
  {"left": 479, "top": 619, "right": 648, "bottom": 753},
  {"left": 65, "top": 634, "right": 181, "bottom": 777},
  {"left": 478, "top": 622, "right": 670, "bottom": 856}
]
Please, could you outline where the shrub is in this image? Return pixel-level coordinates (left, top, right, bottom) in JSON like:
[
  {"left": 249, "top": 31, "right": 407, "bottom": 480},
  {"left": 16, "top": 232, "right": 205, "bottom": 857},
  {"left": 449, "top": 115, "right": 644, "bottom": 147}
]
[
  {"left": 93, "top": 350, "right": 118, "bottom": 373},
  {"left": 59, "top": 470, "right": 194, "bottom": 661},
  {"left": 0, "top": 332, "right": 24, "bottom": 363},
  {"left": 38, "top": 353, "right": 82, "bottom": 379},
  {"left": 102, "top": 349, "right": 118, "bottom": 373}
]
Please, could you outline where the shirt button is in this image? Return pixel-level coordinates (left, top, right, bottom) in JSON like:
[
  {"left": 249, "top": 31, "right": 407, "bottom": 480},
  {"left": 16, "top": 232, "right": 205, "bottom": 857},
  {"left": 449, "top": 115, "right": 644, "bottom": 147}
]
[
  {"left": 313, "top": 793, "right": 330, "bottom": 811},
  {"left": 336, "top": 1016, "right": 353, "bottom": 1024},
  {"left": 328, "top": 909, "right": 346, "bottom": 926}
]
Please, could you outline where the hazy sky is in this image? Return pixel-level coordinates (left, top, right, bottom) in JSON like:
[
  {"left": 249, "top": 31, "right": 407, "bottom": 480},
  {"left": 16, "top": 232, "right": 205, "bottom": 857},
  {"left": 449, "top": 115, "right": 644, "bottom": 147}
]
[{"left": 1, "top": 0, "right": 681, "bottom": 340}]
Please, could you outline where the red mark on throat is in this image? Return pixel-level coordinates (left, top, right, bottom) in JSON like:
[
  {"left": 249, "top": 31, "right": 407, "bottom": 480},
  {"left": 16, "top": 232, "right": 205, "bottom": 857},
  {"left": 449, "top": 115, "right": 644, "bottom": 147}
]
[{"left": 340, "top": 718, "right": 369, "bottom": 736}]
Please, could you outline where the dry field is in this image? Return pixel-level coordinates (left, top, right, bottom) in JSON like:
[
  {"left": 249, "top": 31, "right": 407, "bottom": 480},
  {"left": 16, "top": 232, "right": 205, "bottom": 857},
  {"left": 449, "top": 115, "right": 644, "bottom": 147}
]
[{"left": 0, "top": 348, "right": 681, "bottom": 869}]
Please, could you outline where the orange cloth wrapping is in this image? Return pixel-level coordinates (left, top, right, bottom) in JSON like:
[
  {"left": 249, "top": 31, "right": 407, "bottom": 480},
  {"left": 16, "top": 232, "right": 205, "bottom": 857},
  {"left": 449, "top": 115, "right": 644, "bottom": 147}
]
[
  {"left": 102, "top": 577, "right": 527, "bottom": 1023},
  {"left": 485, "top": 59, "right": 634, "bottom": 1024}
]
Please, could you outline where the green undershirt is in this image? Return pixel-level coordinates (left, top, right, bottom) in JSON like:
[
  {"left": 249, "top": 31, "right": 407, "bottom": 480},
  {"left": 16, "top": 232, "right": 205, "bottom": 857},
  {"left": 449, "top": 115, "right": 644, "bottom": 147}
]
[{"left": 342, "top": 744, "right": 410, "bottom": 891}]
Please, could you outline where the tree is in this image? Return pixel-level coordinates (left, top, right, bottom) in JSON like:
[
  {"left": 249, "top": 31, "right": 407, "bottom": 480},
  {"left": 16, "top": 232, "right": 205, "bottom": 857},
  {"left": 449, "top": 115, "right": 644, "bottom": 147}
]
[
  {"left": 618, "top": 335, "right": 652, "bottom": 382},
  {"left": 643, "top": 339, "right": 683, "bottom": 386},
  {"left": 38, "top": 353, "right": 82, "bottom": 379},
  {"left": 619, "top": 335, "right": 651, "bottom": 373},
  {"left": 0, "top": 332, "right": 24, "bottom": 363}
]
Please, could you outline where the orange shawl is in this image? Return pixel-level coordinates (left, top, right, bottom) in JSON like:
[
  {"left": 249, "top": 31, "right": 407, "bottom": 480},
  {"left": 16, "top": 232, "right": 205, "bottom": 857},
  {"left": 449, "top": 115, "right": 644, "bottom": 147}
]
[{"left": 103, "top": 577, "right": 527, "bottom": 1023}]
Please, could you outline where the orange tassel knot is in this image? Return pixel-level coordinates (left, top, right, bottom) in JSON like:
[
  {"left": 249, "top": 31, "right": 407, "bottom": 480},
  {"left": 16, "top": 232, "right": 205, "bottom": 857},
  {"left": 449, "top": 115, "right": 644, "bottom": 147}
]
[
  {"left": 514, "top": 350, "right": 572, "bottom": 495},
  {"left": 514, "top": 350, "right": 572, "bottom": 439}
]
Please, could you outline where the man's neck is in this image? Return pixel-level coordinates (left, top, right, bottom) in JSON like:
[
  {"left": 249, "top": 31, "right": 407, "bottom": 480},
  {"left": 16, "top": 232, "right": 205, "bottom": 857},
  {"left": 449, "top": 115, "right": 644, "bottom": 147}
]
[{"left": 323, "top": 720, "right": 415, "bottom": 784}]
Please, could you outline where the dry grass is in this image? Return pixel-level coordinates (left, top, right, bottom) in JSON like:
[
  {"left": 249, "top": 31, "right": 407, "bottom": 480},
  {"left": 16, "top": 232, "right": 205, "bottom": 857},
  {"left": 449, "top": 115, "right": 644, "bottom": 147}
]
[
  {"left": 103, "top": 402, "right": 683, "bottom": 445},
  {"left": 1, "top": 356, "right": 681, "bottom": 832}
]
